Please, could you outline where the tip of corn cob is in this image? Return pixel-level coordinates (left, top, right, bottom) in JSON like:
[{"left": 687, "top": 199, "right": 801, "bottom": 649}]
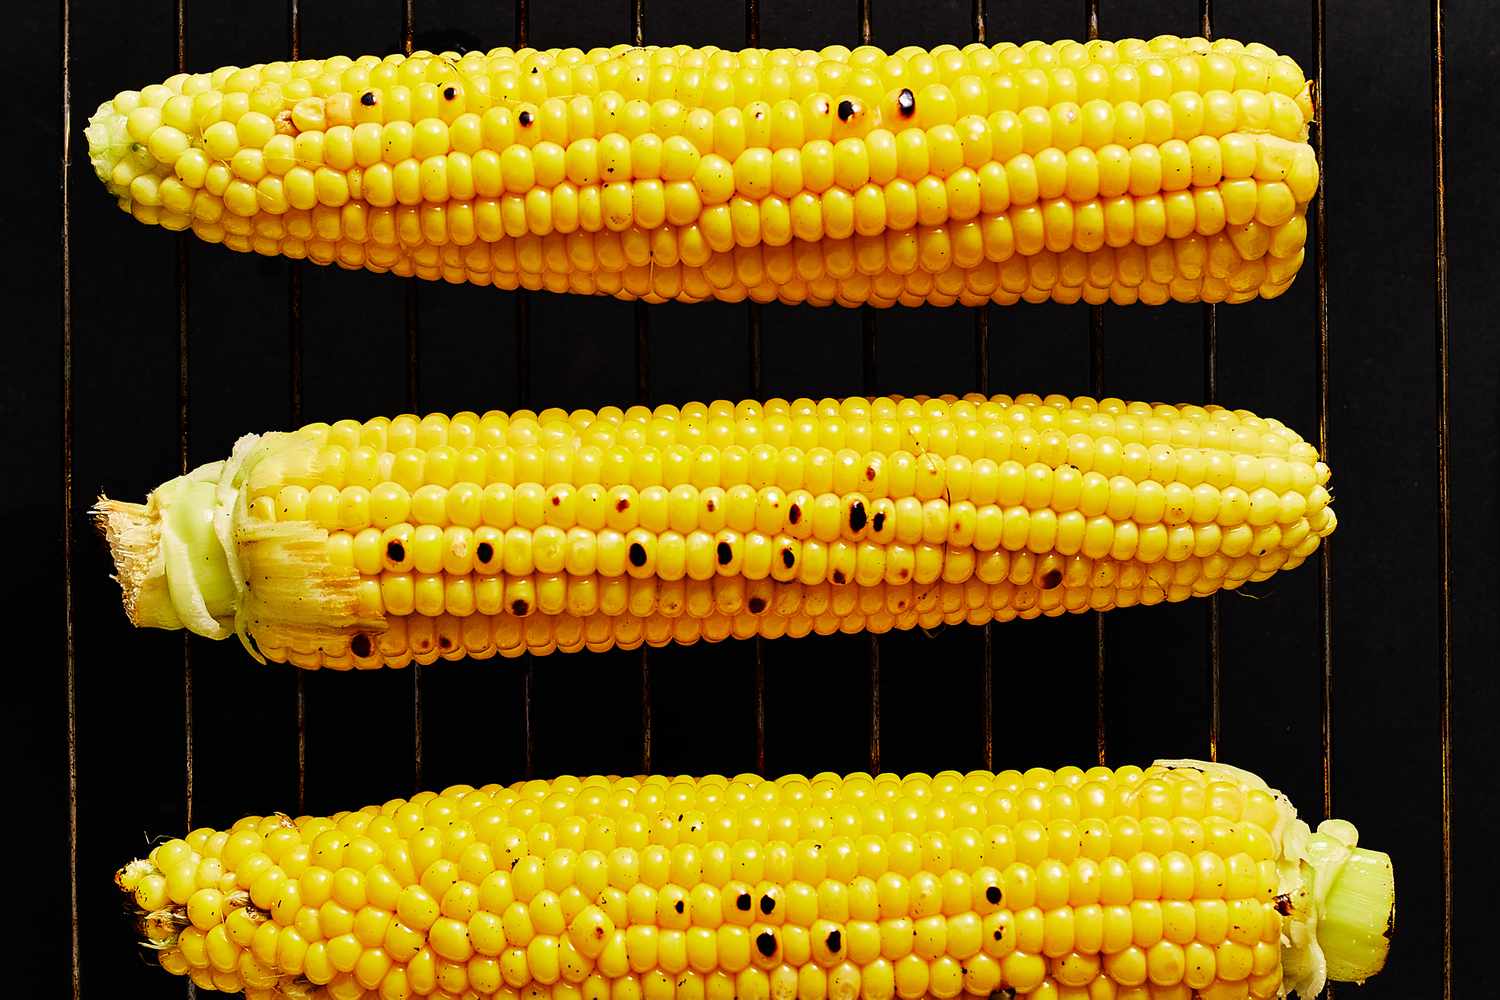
[
  {"left": 84, "top": 100, "right": 145, "bottom": 210},
  {"left": 1155, "top": 759, "right": 1393, "bottom": 994}
]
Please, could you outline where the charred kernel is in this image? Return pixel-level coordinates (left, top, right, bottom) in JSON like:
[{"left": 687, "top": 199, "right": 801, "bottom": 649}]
[
  {"left": 629, "top": 542, "right": 648, "bottom": 567},
  {"left": 748, "top": 597, "right": 767, "bottom": 614},
  {"left": 360, "top": 92, "right": 376, "bottom": 107},
  {"left": 674, "top": 900, "right": 685, "bottom": 913},
  {"left": 1040, "top": 569, "right": 1063, "bottom": 589},
  {"left": 760, "top": 895, "right": 775, "bottom": 915},
  {"left": 511, "top": 599, "right": 529, "bottom": 616},
  {"left": 986, "top": 886, "right": 1002, "bottom": 905},
  {"left": 737, "top": 893, "right": 752, "bottom": 911},
  {"left": 616, "top": 497, "right": 631, "bottom": 512},
  {"left": 826, "top": 930, "right": 842, "bottom": 952},
  {"left": 386, "top": 540, "right": 406, "bottom": 561},
  {"left": 717, "top": 541, "right": 733, "bottom": 565},
  {"left": 781, "top": 547, "right": 796, "bottom": 568},
  {"left": 837, "top": 100, "right": 856, "bottom": 122},
  {"left": 443, "top": 87, "right": 457, "bottom": 101},
  {"left": 518, "top": 111, "right": 534, "bottom": 127},
  {"left": 831, "top": 569, "right": 846, "bottom": 584},
  {"left": 350, "top": 633, "right": 373, "bottom": 658},
  {"left": 848, "top": 501, "right": 867, "bottom": 532},
  {"left": 756, "top": 931, "right": 777, "bottom": 956},
  {"left": 872, "top": 512, "right": 886, "bottom": 532},
  {"left": 897, "top": 88, "right": 916, "bottom": 117},
  {"left": 788, "top": 504, "right": 802, "bottom": 525},
  {"left": 475, "top": 542, "right": 494, "bottom": 564}
]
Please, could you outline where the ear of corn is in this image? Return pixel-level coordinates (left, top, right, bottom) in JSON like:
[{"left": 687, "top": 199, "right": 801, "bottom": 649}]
[
  {"left": 96, "top": 394, "right": 1335, "bottom": 669},
  {"left": 86, "top": 37, "right": 1316, "bottom": 308},
  {"left": 117, "top": 760, "right": 1393, "bottom": 1000}
]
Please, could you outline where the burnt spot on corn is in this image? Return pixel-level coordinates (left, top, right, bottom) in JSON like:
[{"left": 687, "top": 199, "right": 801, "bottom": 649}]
[
  {"left": 511, "top": 599, "right": 529, "bottom": 616},
  {"left": 782, "top": 547, "right": 796, "bottom": 568},
  {"left": 993, "top": 927, "right": 1004, "bottom": 941},
  {"left": 737, "top": 893, "right": 752, "bottom": 911},
  {"left": 1274, "top": 894, "right": 1293, "bottom": 916},
  {"left": 518, "top": 110, "right": 534, "bottom": 127},
  {"left": 748, "top": 596, "right": 767, "bottom": 614},
  {"left": 476, "top": 542, "right": 494, "bottom": 563},
  {"left": 629, "top": 542, "right": 648, "bottom": 567},
  {"left": 551, "top": 495, "right": 561, "bottom": 506},
  {"left": 616, "top": 497, "right": 631, "bottom": 512},
  {"left": 825, "top": 930, "right": 841, "bottom": 952},
  {"left": 837, "top": 99, "right": 856, "bottom": 121},
  {"left": 848, "top": 500, "right": 867, "bottom": 532},
  {"left": 360, "top": 91, "right": 377, "bottom": 106},
  {"left": 832, "top": 569, "right": 846, "bottom": 585},
  {"left": 872, "top": 511, "right": 886, "bottom": 532},
  {"left": 438, "top": 635, "right": 452, "bottom": 650},
  {"left": 897, "top": 88, "right": 916, "bottom": 118},
  {"left": 350, "top": 633, "right": 373, "bottom": 658},
  {"left": 386, "top": 540, "right": 406, "bottom": 562},
  {"left": 443, "top": 86, "right": 457, "bottom": 100},
  {"left": 760, "top": 894, "right": 775, "bottom": 915},
  {"left": 788, "top": 504, "right": 802, "bottom": 525},
  {"left": 756, "top": 931, "right": 776, "bottom": 957},
  {"left": 717, "top": 541, "right": 733, "bottom": 565},
  {"left": 865, "top": 465, "right": 876, "bottom": 480},
  {"left": 706, "top": 498, "right": 717, "bottom": 512},
  {"left": 675, "top": 899, "right": 685, "bottom": 913},
  {"left": 898, "top": 566, "right": 910, "bottom": 580},
  {"left": 1040, "top": 569, "right": 1063, "bottom": 590},
  {"left": 985, "top": 886, "right": 1002, "bottom": 905}
]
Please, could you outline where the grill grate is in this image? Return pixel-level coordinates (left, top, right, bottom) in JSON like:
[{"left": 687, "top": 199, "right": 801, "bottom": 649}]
[{"left": 56, "top": 1, "right": 1457, "bottom": 996}]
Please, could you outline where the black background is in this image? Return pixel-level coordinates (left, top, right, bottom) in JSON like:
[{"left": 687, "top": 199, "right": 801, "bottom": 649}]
[{"left": 7, "top": 0, "right": 1497, "bottom": 996}]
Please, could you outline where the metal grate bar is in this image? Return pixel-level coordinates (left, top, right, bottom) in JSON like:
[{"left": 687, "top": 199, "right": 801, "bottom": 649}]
[
  {"left": 516, "top": 2, "right": 535, "bottom": 780},
  {"left": 1085, "top": 0, "right": 1106, "bottom": 768},
  {"left": 746, "top": 0, "right": 767, "bottom": 777},
  {"left": 973, "top": 0, "right": 991, "bottom": 772},
  {"left": 402, "top": 0, "right": 423, "bottom": 793},
  {"left": 62, "top": 0, "right": 79, "bottom": 990},
  {"left": 1430, "top": 1, "right": 1453, "bottom": 996},
  {"left": 288, "top": 0, "right": 307, "bottom": 816},
  {"left": 1199, "top": 0, "right": 1223, "bottom": 765},
  {"left": 1311, "top": 0, "right": 1333, "bottom": 828},
  {"left": 633, "top": 0, "right": 653, "bottom": 774},
  {"left": 176, "top": 0, "right": 194, "bottom": 838}
]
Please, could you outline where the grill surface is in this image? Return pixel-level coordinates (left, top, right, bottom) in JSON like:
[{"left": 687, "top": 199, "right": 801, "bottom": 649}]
[{"left": 25, "top": 0, "right": 1496, "bottom": 997}]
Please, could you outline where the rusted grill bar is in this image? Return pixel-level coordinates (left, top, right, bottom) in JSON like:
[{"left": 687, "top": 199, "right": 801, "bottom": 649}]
[
  {"left": 62, "top": 0, "right": 79, "bottom": 990},
  {"left": 747, "top": 0, "right": 767, "bottom": 777},
  {"left": 1085, "top": 0, "right": 1106, "bottom": 768},
  {"left": 175, "top": 0, "right": 194, "bottom": 839},
  {"left": 402, "top": 0, "right": 424, "bottom": 793},
  {"left": 516, "top": 2, "right": 536, "bottom": 780},
  {"left": 1430, "top": 1, "right": 1453, "bottom": 997},
  {"left": 1311, "top": 0, "right": 1333, "bottom": 828},
  {"left": 973, "top": 0, "right": 992, "bottom": 772},
  {"left": 859, "top": 0, "right": 880, "bottom": 778},
  {"left": 288, "top": 0, "right": 307, "bottom": 816},
  {"left": 1199, "top": 0, "right": 1223, "bottom": 765},
  {"left": 633, "top": 0, "right": 653, "bottom": 774}
]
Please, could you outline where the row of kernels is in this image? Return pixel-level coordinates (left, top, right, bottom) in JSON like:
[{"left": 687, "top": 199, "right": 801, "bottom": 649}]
[
  {"left": 117, "top": 39, "right": 1302, "bottom": 122},
  {"left": 119, "top": 39, "right": 1302, "bottom": 120},
  {"left": 257, "top": 553, "right": 1279, "bottom": 668},
  {"left": 190, "top": 215, "right": 1290, "bottom": 309},
  {"left": 264, "top": 439, "right": 1316, "bottom": 520},
  {"left": 312, "top": 485, "right": 1312, "bottom": 568},
  {"left": 147, "top": 99, "right": 1303, "bottom": 211}
]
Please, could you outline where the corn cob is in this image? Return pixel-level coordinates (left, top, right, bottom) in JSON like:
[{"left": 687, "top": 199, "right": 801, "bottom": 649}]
[
  {"left": 96, "top": 394, "right": 1334, "bottom": 668},
  {"left": 117, "top": 760, "right": 1393, "bottom": 999},
  {"left": 86, "top": 36, "right": 1316, "bottom": 307}
]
